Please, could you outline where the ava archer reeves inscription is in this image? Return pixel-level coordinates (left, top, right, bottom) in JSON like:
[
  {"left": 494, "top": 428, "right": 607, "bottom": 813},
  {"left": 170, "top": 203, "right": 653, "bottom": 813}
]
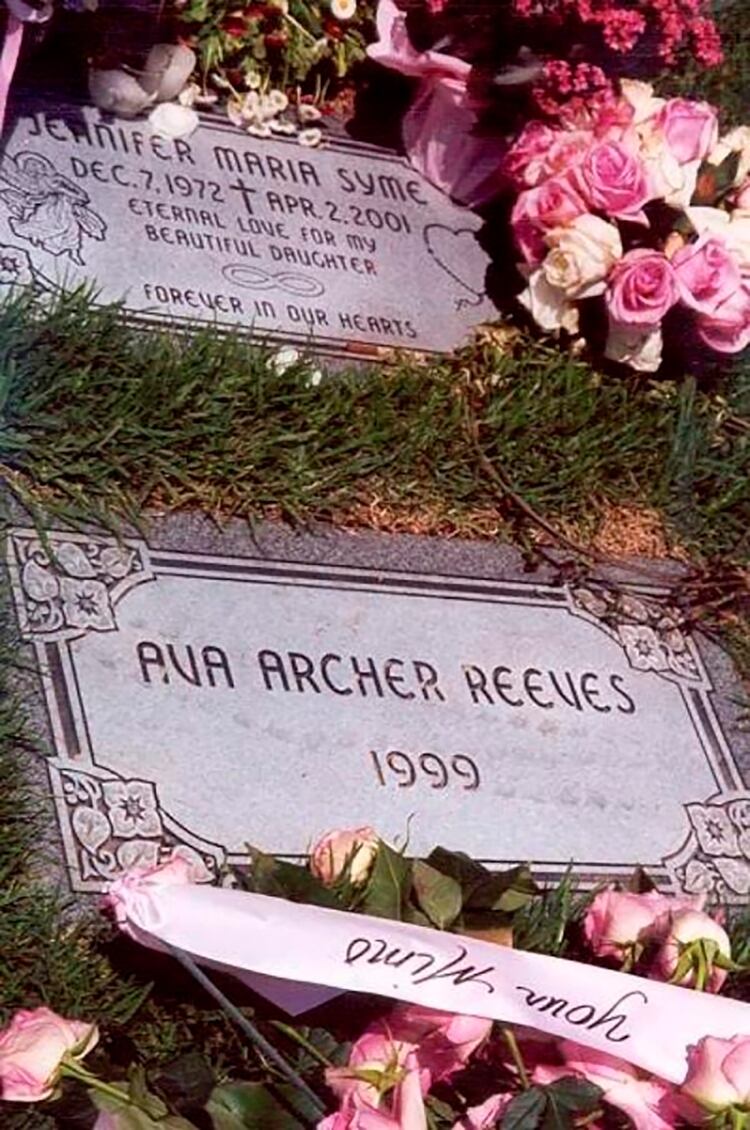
[
  {"left": 9, "top": 529, "right": 744, "bottom": 892},
  {"left": 0, "top": 100, "right": 496, "bottom": 353}
]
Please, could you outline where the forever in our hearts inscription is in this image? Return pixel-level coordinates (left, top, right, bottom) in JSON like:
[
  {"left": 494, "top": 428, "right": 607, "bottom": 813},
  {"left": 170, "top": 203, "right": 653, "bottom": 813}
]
[
  {"left": 0, "top": 96, "right": 496, "bottom": 355},
  {"left": 8, "top": 528, "right": 749, "bottom": 899}
]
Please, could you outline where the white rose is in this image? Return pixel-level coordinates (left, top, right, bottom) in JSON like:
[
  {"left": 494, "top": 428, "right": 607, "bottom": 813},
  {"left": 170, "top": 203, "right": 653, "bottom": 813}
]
[
  {"left": 687, "top": 206, "right": 750, "bottom": 271},
  {"left": 637, "top": 120, "right": 699, "bottom": 209},
  {"left": 708, "top": 126, "right": 750, "bottom": 184},
  {"left": 542, "top": 214, "right": 622, "bottom": 299},
  {"left": 605, "top": 320, "right": 663, "bottom": 372},
  {"left": 620, "top": 79, "right": 666, "bottom": 126},
  {"left": 518, "top": 269, "right": 579, "bottom": 334}
]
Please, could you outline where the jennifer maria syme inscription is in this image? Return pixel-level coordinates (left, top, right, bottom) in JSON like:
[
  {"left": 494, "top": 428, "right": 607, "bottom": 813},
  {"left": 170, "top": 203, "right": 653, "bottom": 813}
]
[{"left": 0, "top": 98, "right": 496, "bottom": 354}]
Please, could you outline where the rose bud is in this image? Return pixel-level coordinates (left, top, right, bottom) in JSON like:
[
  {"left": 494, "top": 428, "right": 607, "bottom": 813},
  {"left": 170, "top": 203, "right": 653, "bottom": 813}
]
[
  {"left": 676, "top": 1035, "right": 750, "bottom": 1125},
  {"left": 652, "top": 909, "right": 733, "bottom": 992},
  {"left": 310, "top": 826, "right": 380, "bottom": 887},
  {"left": 0, "top": 1008, "right": 98, "bottom": 1102},
  {"left": 583, "top": 887, "right": 676, "bottom": 963}
]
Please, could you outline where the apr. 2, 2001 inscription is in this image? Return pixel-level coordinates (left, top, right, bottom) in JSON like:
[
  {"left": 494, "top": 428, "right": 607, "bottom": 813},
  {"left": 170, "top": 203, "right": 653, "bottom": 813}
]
[
  {"left": 8, "top": 528, "right": 749, "bottom": 899},
  {"left": 0, "top": 97, "right": 496, "bottom": 355}
]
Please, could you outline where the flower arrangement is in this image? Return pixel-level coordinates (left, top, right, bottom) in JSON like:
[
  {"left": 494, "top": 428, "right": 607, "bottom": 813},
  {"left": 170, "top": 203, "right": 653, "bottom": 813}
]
[
  {"left": 2, "top": 830, "right": 748, "bottom": 1130},
  {"left": 505, "top": 82, "right": 750, "bottom": 370},
  {"left": 176, "top": 0, "right": 376, "bottom": 118}
]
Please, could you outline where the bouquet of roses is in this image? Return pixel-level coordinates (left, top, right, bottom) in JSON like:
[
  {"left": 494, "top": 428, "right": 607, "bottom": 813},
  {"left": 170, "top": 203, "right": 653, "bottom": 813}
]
[
  {"left": 2, "top": 827, "right": 748, "bottom": 1130},
  {"left": 365, "top": 0, "right": 724, "bottom": 206},
  {"left": 506, "top": 82, "right": 750, "bottom": 371}
]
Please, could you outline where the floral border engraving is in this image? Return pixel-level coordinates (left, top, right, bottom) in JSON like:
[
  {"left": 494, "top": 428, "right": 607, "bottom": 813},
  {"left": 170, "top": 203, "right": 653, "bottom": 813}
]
[
  {"left": 568, "top": 585, "right": 702, "bottom": 684},
  {"left": 665, "top": 793, "right": 750, "bottom": 903},
  {"left": 8, "top": 529, "right": 153, "bottom": 643},
  {"left": 57, "top": 765, "right": 225, "bottom": 887}
]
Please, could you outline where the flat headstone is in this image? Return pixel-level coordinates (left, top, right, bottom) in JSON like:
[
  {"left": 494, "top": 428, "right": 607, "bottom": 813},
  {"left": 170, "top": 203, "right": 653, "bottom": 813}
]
[
  {"left": 0, "top": 94, "right": 496, "bottom": 356},
  {"left": 8, "top": 519, "right": 750, "bottom": 902}
]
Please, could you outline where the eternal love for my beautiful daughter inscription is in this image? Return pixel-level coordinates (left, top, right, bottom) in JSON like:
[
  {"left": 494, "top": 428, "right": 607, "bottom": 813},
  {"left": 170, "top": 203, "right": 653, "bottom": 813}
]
[
  {"left": 0, "top": 93, "right": 496, "bottom": 357},
  {"left": 8, "top": 521, "right": 750, "bottom": 901}
]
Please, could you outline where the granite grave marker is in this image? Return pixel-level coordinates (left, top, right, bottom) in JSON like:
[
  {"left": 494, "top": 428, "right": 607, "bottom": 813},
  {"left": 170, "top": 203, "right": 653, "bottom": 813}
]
[
  {"left": 8, "top": 522, "right": 750, "bottom": 901},
  {"left": 0, "top": 94, "right": 496, "bottom": 356}
]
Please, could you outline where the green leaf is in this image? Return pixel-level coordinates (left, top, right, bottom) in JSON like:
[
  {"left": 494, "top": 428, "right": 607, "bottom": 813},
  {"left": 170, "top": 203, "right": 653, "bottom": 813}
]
[
  {"left": 627, "top": 866, "right": 657, "bottom": 894},
  {"left": 426, "top": 847, "right": 490, "bottom": 894},
  {"left": 464, "top": 865, "right": 539, "bottom": 914},
  {"left": 127, "top": 1066, "right": 169, "bottom": 1119},
  {"left": 244, "top": 848, "right": 340, "bottom": 908},
  {"left": 412, "top": 860, "right": 463, "bottom": 929},
  {"left": 206, "top": 1083, "right": 314, "bottom": 1130},
  {"left": 402, "top": 904, "right": 432, "bottom": 929},
  {"left": 153, "top": 1052, "right": 215, "bottom": 1109},
  {"left": 360, "top": 842, "right": 412, "bottom": 920},
  {"left": 546, "top": 1077, "right": 602, "bottom": 1112},
  {"left": 502, "top": 1087, "right": 547, "bottom": 1130},
  {"left": 91, "top": 1087, "right": 197, "bottom": 1130},
  {"left": 539, "top": 1078, "right": 602, "bottom": 1130}
]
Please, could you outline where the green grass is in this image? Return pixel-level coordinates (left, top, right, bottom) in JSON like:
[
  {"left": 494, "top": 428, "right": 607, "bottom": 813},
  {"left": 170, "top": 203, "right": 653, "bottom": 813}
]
[{"left": 0, "top": 288, "right": 748, "bottom": 568}]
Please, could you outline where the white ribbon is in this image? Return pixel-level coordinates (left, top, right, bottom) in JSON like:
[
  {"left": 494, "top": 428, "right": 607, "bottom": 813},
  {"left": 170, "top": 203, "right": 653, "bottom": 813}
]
[{"left": 114, "top": 882, "right": 750, "bottom": 1084}]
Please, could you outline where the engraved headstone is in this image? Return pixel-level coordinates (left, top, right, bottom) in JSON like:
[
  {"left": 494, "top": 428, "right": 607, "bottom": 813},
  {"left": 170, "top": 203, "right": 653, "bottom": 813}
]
[
  {"left": 0, "top": 94, "right": 496, "bottom": 356},
  {"left": 8, "top": 521, "right": 750, "bottom": 901}
]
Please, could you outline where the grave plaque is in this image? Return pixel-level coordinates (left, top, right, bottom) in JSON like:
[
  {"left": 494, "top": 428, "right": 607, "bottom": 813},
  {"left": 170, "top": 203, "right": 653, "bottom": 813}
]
[
  {"left": 0, "top": 95, "right": 496, "bottom": 356},
  {"left": 8, "top": 526, "right": 750, "bottom": 900}
]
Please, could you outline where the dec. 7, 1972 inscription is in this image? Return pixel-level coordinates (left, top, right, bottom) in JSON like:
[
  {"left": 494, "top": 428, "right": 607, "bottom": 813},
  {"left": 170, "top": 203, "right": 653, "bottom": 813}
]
[
  {"left": 8, "top": 529, "right": 749, "bottom": 899},
  {"left": 0, "top": 97, "right": 497, "bottom": 355}
]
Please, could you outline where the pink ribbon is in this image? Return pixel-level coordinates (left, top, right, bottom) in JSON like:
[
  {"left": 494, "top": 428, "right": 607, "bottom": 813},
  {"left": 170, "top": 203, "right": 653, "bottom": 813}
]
[
  {"left": 108, "top": 877, "right": 750, "bottom": 1084},
  {"left": 0, "top": 12, "right": 23, "bottom": 138}
]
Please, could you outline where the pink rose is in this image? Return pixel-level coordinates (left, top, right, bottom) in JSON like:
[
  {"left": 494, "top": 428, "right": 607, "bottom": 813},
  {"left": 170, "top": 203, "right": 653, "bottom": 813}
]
[
  {"left": 542, "top": 131, "right": 595, "bottom": 180},
  {"left": 607, "top": 249, "right": 678, "bottom": 326},
  {"left": 535, "top": 1042, "right": 677, "bottom": 1130},
  {"left": 451, "top": 1093, "right": 513, "bottom": 1130},
  {"left": 583, "top": 888, "right": 677, "bottom": 958},
  {"left": 511, "top": 176, "right": 587, "bottom": 264},
  {"left": 325, "top": 1032, "right": 429, "bottom": 1130},
  {"left": 0, "top": 1008, "right": 98, "bottom": 1102},
  {"left": 673, "top": 236, "right": 742, "bottom": 316},
  {"left": 384, "top": 1004, "right": 492, "bottom": 1082},
  {"left": 735, "top": 179, "right": 750, "bottom": 210},
  {"left": 575, "top": 140, "right": 652, "bottom": 220},
  {"left": 677, "top": 1036, "right": 750, "bottom": 1124},
  {"left": 695, "top": 284, "right": 750, "bottom": 353},
  {"left": 658, "top": 99, "right": 719, "bottom": 164},
  {"left": 504, "top": 122, "right": 558, "bottom": 188},
  {"left": 651, "top": 909, "right": 732, "bottom": 992},
  {"left": 310, "top": 826, "right": 380, "bottom": 887}
]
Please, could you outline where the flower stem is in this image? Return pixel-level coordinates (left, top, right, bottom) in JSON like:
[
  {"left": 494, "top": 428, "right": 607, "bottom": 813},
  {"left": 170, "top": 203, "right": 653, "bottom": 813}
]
[
  {"left": 502, "top": 1027, "right": 530, "bottom": 1090},
  {"left": 61, "top": 1062, "right": 130, "bottom": 1107},
  {"left": 270, "top": 1021, "right": 334, "bottom": 1068}
]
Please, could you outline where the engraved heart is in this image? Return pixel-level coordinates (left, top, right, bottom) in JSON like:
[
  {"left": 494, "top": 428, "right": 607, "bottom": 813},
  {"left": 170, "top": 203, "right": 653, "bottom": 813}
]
[{"left": 423, "top": 223, "right": 487, "bottom": 304}]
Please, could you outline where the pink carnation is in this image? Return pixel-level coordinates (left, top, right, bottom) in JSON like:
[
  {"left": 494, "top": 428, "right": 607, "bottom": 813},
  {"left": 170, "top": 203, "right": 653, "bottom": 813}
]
[
  {"left": 575, "top": 140, "right": 652, "bottom": 221},
  {"left": 607, "top": 249, "right": 678, "bottom": 326}
]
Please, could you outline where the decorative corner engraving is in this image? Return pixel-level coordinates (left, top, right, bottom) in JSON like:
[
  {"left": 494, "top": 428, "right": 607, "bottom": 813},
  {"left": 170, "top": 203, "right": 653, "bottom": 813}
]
[
  {"left": 8, "top": 529, "right": 153, "bottom": 643},
  {"left": 665, "top": 793, "right": 750, "bottom": 903},
  {"left": 569, "top": 586, "right": 702, "bottom": 684},
  {"left": 0, "top": 151, "right": 107, "bottom": 265},
  {"left": 57, "top": 765, "right": 224, "bottom": 887}
]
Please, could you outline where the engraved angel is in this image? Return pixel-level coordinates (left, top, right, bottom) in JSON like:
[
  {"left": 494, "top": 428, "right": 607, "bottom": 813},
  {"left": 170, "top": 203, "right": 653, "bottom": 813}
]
[{"left": 0, "top": 151, "right": 107, "bottom": 264}]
